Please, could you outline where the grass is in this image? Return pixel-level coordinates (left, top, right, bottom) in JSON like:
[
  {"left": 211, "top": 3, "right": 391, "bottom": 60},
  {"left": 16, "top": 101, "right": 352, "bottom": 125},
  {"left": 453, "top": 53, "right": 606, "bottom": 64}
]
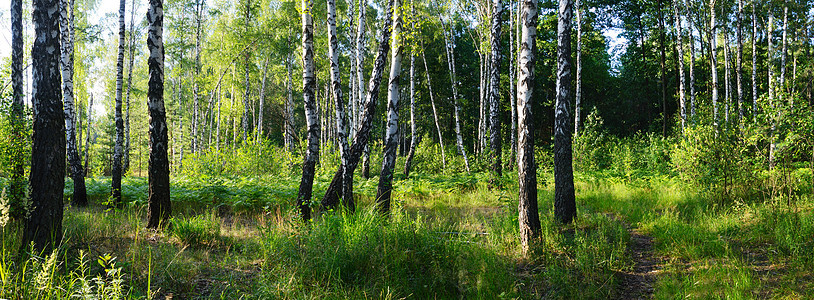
[{"left": 3, "top": 165, "right": 814, "bottom": 298}]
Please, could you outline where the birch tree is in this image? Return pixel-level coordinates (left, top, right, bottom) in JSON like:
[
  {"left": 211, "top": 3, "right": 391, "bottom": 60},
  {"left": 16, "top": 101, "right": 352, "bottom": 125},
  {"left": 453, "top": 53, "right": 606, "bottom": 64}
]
[
  {"left": 376, "top": 0, "right": 403, "bottom": 214},
  {"left": 751, "top": 0, "right": 757, "bottom": 115},
  {"left": 124, "top": 0, "right": 137, "bottom": 172},
  {"left": 321, "top": 0, "right": 395, "bottom": 210},
  {"left": 554, "top": 0, "right": 576, "bottom": 224},
  {"left": 674, "top": 0, "right": 686, "bottom": 132},
  {"left": 23, "top": 0, "right": 65, "bottom": 253},
  {"left": 421, "top": 50, "right": 446, "bottom": 168},
  {"left": 710, "top": 0, "right": 719, "bottom": 130},
  {"left": 327, "top": 0, "right": 352, "bottom": 207},
  {"left": 574, "top": 0, "right": 582, "bottom": 136},
  {"left": 242, "top": 0, "right": 253, "bottom": 142},
  {"left": 297, "top": 0, "right": 319, "bottom": 220},
  {"left": 736, "top": 0, "right": 743, "bottom": 121},
  {"left": 111, "top": 0, "right": 127, "bottom": 206},
  {"left": 517, "top": 0, "right": 541, "bottom": 253},
  {"left": 146, "top": 0, "right": 172, "bottom": 229},
  {"left": 441, "top": 18, "right": 471, "bottom": 173},
  {"left": 488, "top": 0, "right": 504, "bottom": 178},
  {"left": 9, "top": 0, "right": 25, "bottom": 213},
  {"left": 258, "top": 56, "right": 269, "bottom": 141},
  {"left": 60, "top": 0, "right": 87, "bottom": 206}
]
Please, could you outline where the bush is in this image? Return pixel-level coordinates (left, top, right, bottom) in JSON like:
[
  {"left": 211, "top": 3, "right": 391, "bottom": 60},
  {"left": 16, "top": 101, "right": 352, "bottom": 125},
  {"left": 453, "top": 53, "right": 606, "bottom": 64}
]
[{"left": 671, "top": 125, "right": 758, "bottom": 203}]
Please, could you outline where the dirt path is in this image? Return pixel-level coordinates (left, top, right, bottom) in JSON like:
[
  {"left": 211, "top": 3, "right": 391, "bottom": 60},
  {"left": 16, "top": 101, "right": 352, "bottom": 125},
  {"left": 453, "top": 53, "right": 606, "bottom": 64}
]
[{"left": 616, "top": 227, "right": 662, "bottom": 299}]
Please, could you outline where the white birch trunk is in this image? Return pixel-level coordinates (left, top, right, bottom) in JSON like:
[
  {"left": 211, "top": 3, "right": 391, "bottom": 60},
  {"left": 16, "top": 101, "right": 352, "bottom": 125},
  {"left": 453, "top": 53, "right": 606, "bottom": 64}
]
[
  {"left": 111, "top": 0, "right": 127, "bottom": 205},
  {"left": 421, "top": 50, "right": 446, "bottom": 168},
  {"left": 375, "top": 0, "right": 402, "bottom": 213},
  {"left": 297, "top": 0, "right": 318, "bottom": 220},
  {"left": 517, "top": 0, "right": 541, "bottom": 254}
]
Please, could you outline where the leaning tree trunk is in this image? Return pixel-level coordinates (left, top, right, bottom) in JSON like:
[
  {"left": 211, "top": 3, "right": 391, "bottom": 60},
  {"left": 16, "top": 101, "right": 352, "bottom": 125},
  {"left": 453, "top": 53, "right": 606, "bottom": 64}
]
[
  {"left": 23, "top": 0, "right": 65, "bottom": 254},
  {"left": 327, "top": 0, "right": 352, "bottom": 208},
  {"left": 441, "top": 21, "right": 471, "bottom": 172},
  {"left": 297, "top": 0, "right": 319, "bottom": 220},
  {"left": 574, "top": 0, "right": 582, "bottom": 137},
  {"left": 674, "top": 0, "right": 686, "bottom": 132},
  {"left": 517, "top": 0, "right": 541, "bottom": 254},
  {"left": 404, "top": 53, "right": 419, "bottom": 177},
  {"left": 356, "top": 0, "right": 366, "bottom": 129},
  {"left": 376, "top": 0, "right": 402, "bottom": 214},
  {"left": 124, "top": 0, "right": 136, "bottom": 172},
  {"left": 111, "top": 0, "right": 127, "bottom": 206},
  {"left": 488, "top": 0, "right": 504, "bottom": 179},
  {"left": 60, "top": 0, "right": 86, "bottom": 207},
  {"left": 321, "top": 0, "right": 394, "bottom": 210},
  {"left": 554, "top": 0, "right": 576, "bottom": 224},
  {"left": 421, "top": 50, "right": 446, "bottom": 168},
  {"left": 146, "top": 0, "right": 171, "bottom": 229}
]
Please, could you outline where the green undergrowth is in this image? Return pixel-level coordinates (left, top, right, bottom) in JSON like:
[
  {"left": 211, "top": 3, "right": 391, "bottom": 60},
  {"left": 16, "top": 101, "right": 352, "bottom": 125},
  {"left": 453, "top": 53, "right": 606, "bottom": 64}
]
[{"left": 577, "top": 171, "right": 814, "bottom": 298}]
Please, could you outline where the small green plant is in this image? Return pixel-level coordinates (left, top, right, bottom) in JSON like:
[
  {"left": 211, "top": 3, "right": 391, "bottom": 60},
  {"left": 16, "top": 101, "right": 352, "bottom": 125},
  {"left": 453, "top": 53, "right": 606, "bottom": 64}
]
[{"left": 170, "top": 214, "right": 221, "bottom": 246}]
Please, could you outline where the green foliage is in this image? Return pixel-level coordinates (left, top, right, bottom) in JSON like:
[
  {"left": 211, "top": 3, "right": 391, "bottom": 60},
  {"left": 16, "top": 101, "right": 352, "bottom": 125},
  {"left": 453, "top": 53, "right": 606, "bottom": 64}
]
[
  {"left": 259, "top": 207, "right": 515, "bottom": 298},
  {"left": 671, "top": 125, "right": 758, "bottom": 203},
  {"left": 170, "top": 214, "right": 221, "bottom": 247}
]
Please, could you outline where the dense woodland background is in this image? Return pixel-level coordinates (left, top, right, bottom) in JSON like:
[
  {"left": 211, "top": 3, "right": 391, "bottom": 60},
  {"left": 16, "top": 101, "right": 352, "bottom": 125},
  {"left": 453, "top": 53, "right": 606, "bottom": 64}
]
[{"left": 1, "top": 0, "right": 814, "bottom": 298}]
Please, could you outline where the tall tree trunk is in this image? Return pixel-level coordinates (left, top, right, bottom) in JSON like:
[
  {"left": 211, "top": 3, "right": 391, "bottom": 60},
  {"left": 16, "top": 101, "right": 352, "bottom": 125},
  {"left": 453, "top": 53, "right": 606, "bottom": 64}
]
[
  {"left": 710, "top": 0, "right": 719, "bottom": 130},
  {"left": 23, "top": 0, "right": 65, "bottom": 253},
  {"left": 111, "top": 0, "right": 127, "bottom": 206},
  {"left": 554, "top": 0, "right": 576, "bottom": 224},
  {"left": 321, "top": 0, "right": 394, "bottom": 209},
  {"left": 297, "top": 0, "right": 319, "bottom": 220},
  {"left": 737, "top": 0, "right": 744, "bottom": 122},
  {"left": 404, "top": 53, "right": 419, "bottom": 176},
  {"left": 441, "top": 19, "right": 471, "bottom": 172},
  {"left": 509, "top": 0, "right": 517, "bottom": 167},
  {"left": 60, "top": 0, "right": 86, "bottom": 206},
  {"left": 769, "top": 6, "right": 775, "bottom": 168},
  {"left": 752, "top": 0, "right": 757, "bottom": 116},
  {"left": 257, "top": 56, "right": 269, "bottom": 141},
  {"left": 780, "top": 4, "right": 787, "bottom": 91},
  {"left": 659, "top": 0, "right": 667, "bottom": 136},
  {"left": 146, "top": 0, "right": 171, "bottom": 229},
  {"left": 675, "top": 0, "right": 686, "bottom": 132},
  {"left": 9, "top": 0, "right": 26, "bottom": 217},
  {"left": 724, "top": 31, "right": 731, "bottom": 124},
  {"left": 687, "top": 0, "right": 696, "bottom": 120},
  {"left": 328, "top": 0, "right": 352, "bottom": 208},
  {"left": 489, "top": 0, "right": 504, "bottom": 179},
  {"left": 574, "top": 0, "right": 582, "bottom": 137},
  {"left": 376, "top": 0, "right": 402, "bottom": 214},
  {"left": 421, "top": 50, "right": 446, "bottom": 168},
  {"left": 356, "top": 0, "right": 366, "bottom": 129},
  {"left": 84, "top": 94, "right": 93, "bottom": 174},
  {"left": 285, "top": 35, "right": 295, "bottom": 151},
  {"left": 242, "top": 0, "right": 252, "bottom": 143},
  {"left": 191, "top": 0, "right": 204, "bottom": 153},
  {"left": 518, "top": 0, "right": 541, "bottom": 254},
  {"left": 124, "top": 0, "right": 136, "bottom": 171},
  {"left": 216, "top": 83, "right": 222, "bottom": 151}
]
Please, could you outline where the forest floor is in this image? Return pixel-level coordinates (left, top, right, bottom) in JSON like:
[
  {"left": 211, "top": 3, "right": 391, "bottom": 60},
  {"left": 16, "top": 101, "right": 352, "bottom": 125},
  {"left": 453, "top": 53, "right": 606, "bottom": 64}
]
[{"left": 3, "top": 171, "right": 814, "bottom": 298}]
